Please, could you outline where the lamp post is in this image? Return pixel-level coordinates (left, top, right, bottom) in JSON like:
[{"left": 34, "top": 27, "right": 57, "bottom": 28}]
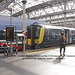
[
  {"left": 8, "top": 8, "right": 13, "bottom": 54},
  {"left": 7, "top": 8, "right": 12, "bottom": 26},
  {"left": 22, "top": 0, "right": 27, "bottom": 51}
]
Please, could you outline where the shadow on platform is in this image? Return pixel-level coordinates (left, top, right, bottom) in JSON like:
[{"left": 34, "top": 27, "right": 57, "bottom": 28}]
[{"left": 53, "top": 57, "right": 64, "bottom": 64}]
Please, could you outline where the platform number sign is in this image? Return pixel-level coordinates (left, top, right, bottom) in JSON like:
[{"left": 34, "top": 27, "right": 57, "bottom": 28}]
[{"left": 6, "top": 26, "right": 14, "bottom": 41}]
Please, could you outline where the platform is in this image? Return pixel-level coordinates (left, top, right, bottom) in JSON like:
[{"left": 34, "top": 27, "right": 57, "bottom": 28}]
[{"left": 0, "top": 45, "right": 75, "bottom": 75}]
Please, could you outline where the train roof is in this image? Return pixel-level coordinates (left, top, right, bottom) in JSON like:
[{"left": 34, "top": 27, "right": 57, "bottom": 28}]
[{"left": 39, "top": 24, "right": 75, "bottom": 30}]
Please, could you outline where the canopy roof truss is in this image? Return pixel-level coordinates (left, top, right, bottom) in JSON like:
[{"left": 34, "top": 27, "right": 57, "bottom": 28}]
[{"left": 0, "top": 0, "right": 75, "bottom": 28}]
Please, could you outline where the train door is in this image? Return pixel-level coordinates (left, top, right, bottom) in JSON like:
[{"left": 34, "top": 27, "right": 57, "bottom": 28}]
[
  {"left": 27, "top": 25, "right": 35, "bottom": 49},
  {"left": 31, "top": 25, "right": 35, "bottom": 49},
  {"left": 69, "top": 30, "right": 72, "bottom": 43},
  {"left": 27, "top": 26, "right": 31, "bottom": 46},
  {"left": 64, "top": 29, "right": 69, "bottom": 43}
]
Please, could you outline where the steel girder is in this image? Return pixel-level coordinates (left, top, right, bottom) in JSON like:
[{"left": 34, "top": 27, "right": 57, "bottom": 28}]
[
  {"left": 0, "top": 0, "right": 75, "bottom": 28},
  {"left": 30, "top": 9, "right": 75, "bottom": 19},
  {"left": 0, "top": 0, "right": 15, "bottom": 11},
  {"left": 12, "top": 0, "right": 72, "bottom": 17},
  {"left": 45, "top": 16, "right": 75, "bottom": 22},
  {"left": 0, "top": 0, "right": 3, "bottom": 3}
]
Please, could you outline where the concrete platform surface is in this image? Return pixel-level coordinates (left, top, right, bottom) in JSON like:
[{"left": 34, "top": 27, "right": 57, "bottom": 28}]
[{"left": 0, "top": 45, "right": 75, "bottom": 75}]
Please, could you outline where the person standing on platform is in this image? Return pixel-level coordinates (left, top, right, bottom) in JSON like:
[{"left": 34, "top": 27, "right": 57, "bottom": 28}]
[{"left": 59, "top": 32, "right": 66, "bottom": 56}]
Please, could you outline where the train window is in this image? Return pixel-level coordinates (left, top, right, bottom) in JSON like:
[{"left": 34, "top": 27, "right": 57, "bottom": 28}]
[
  {"left": 3, "top": 33, "right": 5, "bottom": 36},
  {"left": 35, "top": 26, "right": 41, "bottom": 39},
  {"left": 74, "top": 31, "right": 75, "bottom": 35},
  {"left": 45, "top": 29, "right": 60, "bottom": 40},
  {"left": 72, "top": 30, "right": 75, "bottom": 35},
  {"left": 0, "top": 30, "right": 5, "bottom": 40}
]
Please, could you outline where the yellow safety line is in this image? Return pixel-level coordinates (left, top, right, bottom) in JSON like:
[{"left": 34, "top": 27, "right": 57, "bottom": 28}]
[{"left": 23, "top": 48, "right": 59, "bottom": 54}]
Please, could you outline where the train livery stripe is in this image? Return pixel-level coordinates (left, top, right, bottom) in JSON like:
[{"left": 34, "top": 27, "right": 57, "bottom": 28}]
[{"left": 38, "top": 27, "right": 44, "bottom": 44}]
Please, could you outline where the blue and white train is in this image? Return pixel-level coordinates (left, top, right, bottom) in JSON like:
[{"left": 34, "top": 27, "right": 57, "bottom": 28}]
[{"left": 27, "top": 23, "right": 75, "bottom": 49}]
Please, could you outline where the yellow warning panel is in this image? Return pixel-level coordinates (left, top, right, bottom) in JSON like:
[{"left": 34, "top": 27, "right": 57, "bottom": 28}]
[{"left": 28, "top": 39, "right": 31, "bottom": 45}]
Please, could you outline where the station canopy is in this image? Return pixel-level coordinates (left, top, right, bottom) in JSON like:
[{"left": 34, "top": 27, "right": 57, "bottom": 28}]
[
  {"left": 0, "top": 0, "right": 47, "bottom": 16},
  {"left": 0, "top": 0, "right": 75, "bottom": 28}
]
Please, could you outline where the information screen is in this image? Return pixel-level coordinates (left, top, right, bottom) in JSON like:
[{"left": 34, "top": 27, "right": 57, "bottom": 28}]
[{"left": 6, "top": 26, "right": 14, "bottom": 41}]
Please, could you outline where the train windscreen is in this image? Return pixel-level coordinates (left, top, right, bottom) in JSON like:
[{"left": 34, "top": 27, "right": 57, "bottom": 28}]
[{"left": 35, "top": 26, "right": 41, "bottom": 39}]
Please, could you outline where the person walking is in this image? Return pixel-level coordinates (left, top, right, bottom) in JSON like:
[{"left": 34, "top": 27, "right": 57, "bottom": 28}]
[{"left": 59, "top": 32, "right": 66, "bottom": 56}]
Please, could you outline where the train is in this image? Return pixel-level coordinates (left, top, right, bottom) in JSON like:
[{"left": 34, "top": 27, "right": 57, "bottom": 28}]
[
  {"left": 27, "top": 23, "right": 75, "bottom": 49},
  {"left": 0, "top": 30, "right": 5, "bottom": 40}
]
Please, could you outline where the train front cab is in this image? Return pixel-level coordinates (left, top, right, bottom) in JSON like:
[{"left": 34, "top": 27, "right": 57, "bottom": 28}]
[{"left": 27, "top": 24, "right": 44, "bottom": 49}]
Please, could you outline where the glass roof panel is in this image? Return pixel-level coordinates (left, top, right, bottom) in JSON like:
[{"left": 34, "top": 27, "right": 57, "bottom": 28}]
[
  {"left": 0, "top": 0, "right": 52, "bottom": 16},
  {"left": 0, "top": 0, "right": 75, "bottom": 26}
]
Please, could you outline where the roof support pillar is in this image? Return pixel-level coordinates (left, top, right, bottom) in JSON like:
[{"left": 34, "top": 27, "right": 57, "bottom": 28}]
[
  {"left": 64, "top": 2, "right": 66, "bottom": 27},
  {"left": 22, "top": 0, "right": 27, "bottom": 52}
]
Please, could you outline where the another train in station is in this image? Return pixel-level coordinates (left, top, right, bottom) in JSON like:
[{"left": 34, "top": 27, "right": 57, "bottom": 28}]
[
  {"left": 0, "top": 30, "right": 5, "bottom": 40},
  {"left": 27, "top": 23, "right": 75, "bottom": 49}
]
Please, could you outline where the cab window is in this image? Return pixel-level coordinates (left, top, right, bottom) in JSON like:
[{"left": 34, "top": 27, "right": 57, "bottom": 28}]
[{"left": 35, "top": 26, "right": 41, "bottom": 39}]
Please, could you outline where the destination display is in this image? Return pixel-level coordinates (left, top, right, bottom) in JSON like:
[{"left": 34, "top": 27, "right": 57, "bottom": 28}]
[{"left": 6, "top": 26, "right": 14, "bottom": 41}]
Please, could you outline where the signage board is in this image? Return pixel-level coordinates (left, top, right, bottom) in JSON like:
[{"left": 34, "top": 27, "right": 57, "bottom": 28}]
[{"left": 6, "top": 26, "right": 14, "bottom": 41}]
